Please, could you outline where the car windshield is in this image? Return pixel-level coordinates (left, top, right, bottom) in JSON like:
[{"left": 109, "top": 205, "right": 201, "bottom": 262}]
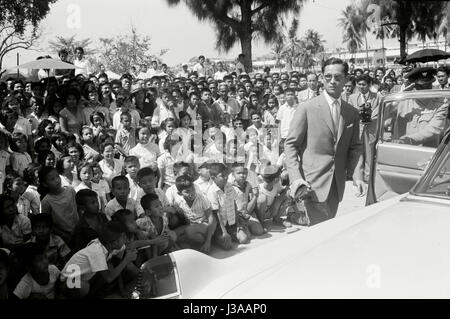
[
  {"left": 413, "top": 136, "right": 450, "bottom": 199},
  {"left": 382, "top": 96, "right": 449, "bottom": 147}
]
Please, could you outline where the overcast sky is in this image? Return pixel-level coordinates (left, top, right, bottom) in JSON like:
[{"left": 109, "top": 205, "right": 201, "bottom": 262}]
[{"left": 3, "top": 0, "right": 400, "bottom": 69}]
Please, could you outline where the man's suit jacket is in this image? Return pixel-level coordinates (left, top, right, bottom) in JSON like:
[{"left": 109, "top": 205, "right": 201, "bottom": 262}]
[
  {"left": 297, "top": 88, "right": 317, "bottom": 103},
  {"left": 284, "top": 93, "right": 363, "bottom": 203}
]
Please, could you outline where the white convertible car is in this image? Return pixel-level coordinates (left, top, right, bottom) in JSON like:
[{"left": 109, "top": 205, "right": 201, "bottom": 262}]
[
  {"left": 131, "top": 126, "right": 450, "bottom": 299},
  {"left": 131, "top": 89, "right": 450, "bottom": 299}
]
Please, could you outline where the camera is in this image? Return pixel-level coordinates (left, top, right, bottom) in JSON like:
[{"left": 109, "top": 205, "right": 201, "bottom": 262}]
[{"left": 359, "top": 102, "right": 372, "bottom": 124}]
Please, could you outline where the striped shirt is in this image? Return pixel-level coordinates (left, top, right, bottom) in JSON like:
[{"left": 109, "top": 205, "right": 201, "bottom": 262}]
[{"left": 207, "top": 182, "right": 237, "bottom": 226}]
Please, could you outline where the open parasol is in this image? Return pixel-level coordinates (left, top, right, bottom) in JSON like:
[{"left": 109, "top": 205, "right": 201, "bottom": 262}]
[
  {"left": 13, "top": 58, "right": 80, "bottom": 70},
  {"left": 400, "top": 49, "right": 450, "bottom": 64}
]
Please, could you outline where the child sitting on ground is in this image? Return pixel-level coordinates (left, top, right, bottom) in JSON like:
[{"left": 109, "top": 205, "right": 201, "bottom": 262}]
[
  {"left": 137, "top": 194, "right": 177, "bottom": 257},
  {"left": 71, "top": 189, "right": 109, "bottom": 253},
  {"left": 207, "top": 163, "right": 250, "bottom": 250},
  {"left": 28, "top": 214, "right": 70, "bottom": 270},
  {"left": 256, "top": 163, "right": 292, "bottom": 229},
  {"left": 60, "top": 221, "right": 137, "bottom": 299},
  {"left": 105, "top": 175, "right": 138, "bottom": 221},
  {"left": 172, "top": 175, "right": 216, "bottom": 253},
  {"left": 112, "top": 209, "right": 168, "bottom": 265},
  {"left": 136, "top": 166, "right": 170, "bottom": 217},
  {"left": 13, "top": 242, "right": 60, "bottom": 299},
  {"left": 231, "top": 164, "right": 265, "bottom": 236},
  {"left": 194, "top": 160, "right": 213, "bottom": 197}
]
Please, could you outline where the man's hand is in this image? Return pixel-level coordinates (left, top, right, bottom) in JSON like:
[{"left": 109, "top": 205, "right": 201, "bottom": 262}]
[
  {"left": 289, "top": 179, "right": 311, "bottom": 200},
  {"left": 124, "top": 248, "right": 138, "bottom": 263},
  {"left": 221, "top": 233, "right": 232, "bottom": 249},
  {"left": 200, "top": 240, "right": 211, "bottom": 254},
  {"left": 353, "top": 179, "right": 367, "bottom": 197}
]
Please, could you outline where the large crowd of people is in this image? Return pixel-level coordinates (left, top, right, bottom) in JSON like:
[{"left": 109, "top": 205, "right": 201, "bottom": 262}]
[{"left": 0, "top": 47, "right": 449, "bottom": 299}]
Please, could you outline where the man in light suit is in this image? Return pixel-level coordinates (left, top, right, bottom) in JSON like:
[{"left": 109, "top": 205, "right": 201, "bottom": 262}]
[
  {"left": 297, "top": 73, "right": 318, "bottom": 103},
  {"left": 284, "top": 58, "right": 366, "bottom": 226}
]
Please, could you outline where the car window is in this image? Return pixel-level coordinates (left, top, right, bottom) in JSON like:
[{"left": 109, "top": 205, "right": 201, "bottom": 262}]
[
  {"left": 417, "top": 142, "right": 450, "bottom": 198},
  {"left": 382, "top": 97, "right": 449, "bottom": 148}
]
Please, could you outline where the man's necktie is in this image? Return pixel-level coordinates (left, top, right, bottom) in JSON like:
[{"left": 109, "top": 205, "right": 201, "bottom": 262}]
[{"left": 332, "top": 100, "right": 340, "bottom": 136}]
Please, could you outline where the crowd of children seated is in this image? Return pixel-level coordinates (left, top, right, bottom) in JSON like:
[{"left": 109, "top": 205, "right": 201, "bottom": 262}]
[{"left": 0, "top": 52, "right": 404, "bottom": 298}]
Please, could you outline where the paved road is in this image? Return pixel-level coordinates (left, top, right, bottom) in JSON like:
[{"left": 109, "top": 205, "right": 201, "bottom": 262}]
[{"left": 210, "top": 181, "right": 367, "bottom": 259}]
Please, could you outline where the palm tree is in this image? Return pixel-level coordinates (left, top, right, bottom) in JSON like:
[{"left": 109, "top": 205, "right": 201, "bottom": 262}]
[
  {"left": 303, "top": 29, "right": 325, "bottom": 71},
  {"left": 271, "top": 35, "right": 285, "bottom": 71},
  {"left": 281, "top": 18, "right": 302, "bottom": 72},
  {"left": 338, "top": 5, "right": 368, "bottom": 67}
]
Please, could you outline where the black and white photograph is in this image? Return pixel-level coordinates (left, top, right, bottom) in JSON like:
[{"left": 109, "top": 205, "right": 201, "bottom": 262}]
[{"left": 0, "top": 0, "right": 449, "bottom": 304}]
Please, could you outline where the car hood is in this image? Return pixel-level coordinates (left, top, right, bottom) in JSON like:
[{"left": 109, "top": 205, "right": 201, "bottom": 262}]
[{"left": 220, "top": 198, "right": 450, "bottom": 299}]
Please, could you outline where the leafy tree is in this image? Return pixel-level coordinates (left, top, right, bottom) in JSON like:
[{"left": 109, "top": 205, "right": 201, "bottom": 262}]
[
  {"left": 0, "top": 0, "right": 57, "bottom": 74},
  {"left": 95, "top": 26, "right": 168, "bottom": 75},
  {"left": 364, "top": 0, "right": 447, "bottom": 59},
  {"left": 48, "top": 35, "right": 94, "bottom": 61},
  {"left": 164, "top": 0, "right": 305, "bottom": 72}
]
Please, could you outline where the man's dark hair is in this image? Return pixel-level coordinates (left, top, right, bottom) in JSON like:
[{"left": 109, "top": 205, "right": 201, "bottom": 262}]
[
  {"left": 322, "top": 57, "right": 349, "bottom": 75},
  {"left": 175, "top": 174, "right": 194, "bottom": 192},
  {"left": 356, "top": 74, "right": 372, "bottom": 85},
  {"left": 111, "top": 175, "right": 129, "bottom": 189},
  {"left": 140, "top": 193, "right": 160, "bottom": 210},
  {"left": 75, "top": 189, "right": 98, "bottom": 206},
  {"left": 137, "top": 166, "right": 158, "bottom": 181},
  {"left": 209, "top": 162, "right": 228, "bottom": 178},
  {"left": 99, "top": 221, "right": 126, "bottom": 246},
  {"left": 30, "top": 213, "right": 53, "bottom": 229}
]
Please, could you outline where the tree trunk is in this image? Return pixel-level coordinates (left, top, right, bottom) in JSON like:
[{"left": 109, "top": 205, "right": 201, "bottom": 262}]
[
  {"left": 364, "top": 34, "right": 370, "bottom": 69},
  {"left": 399, "top": 25, "right": 407, "bottom": 60},
  {"left": 240, "top": 1, "right": 253, "bottom": 73},
  {"left": 240, "top": 32, "right": 253, "bottom": 73}
]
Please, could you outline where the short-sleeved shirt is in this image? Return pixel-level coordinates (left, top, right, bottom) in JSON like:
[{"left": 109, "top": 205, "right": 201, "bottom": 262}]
[
  {"left": 91, "top": 179, "right": 110, "bottom": 209},
  {"left": 10, "top": 152, "right": 32, "bottom": 176},
  {"left": 40, "top": 187, "right": 79, "bottom": 238},
  {"left": 115, "top": 128, "right": 136, "bottom": 155},
  {"left": 98, "top": 159, "right": 123, "bottom": 185},
  {"left": 22, "top": 185, "right": 40, "bottom": 215},
  {"left": 276, "top": 103, "right": 298, "bottom": 139},
  {"left": 104, "top": 197, "right": 137, "bottom": 220},
  {"left": 194, "top": 177, "right": 213, "bottom": 197},
  {"left": 0, "top": 214, "right": 32, "bottom": 248},
  {"left": 59, "top": 107, "right": 85, "bottom": 135},
  {"left": 112, "top": 109, "right": 141, "bottom": 130},
  {"left": 232, "top": 181, "right": 252, "bottom": 212},
  {"left": 61, "top": 239, "right": 109, "bottom": 282},
  {"left": 173, "top": 192, "right": 210, "bottom": 224},
  {"left": 213, "top": 97, "right": 240, "bottom": 116},
  {"left": 82, "top": 144, "right": 100, "bottom": 162},
  {"left": 14, "top": 265, "right": 60, "bottom": 299},
  {"left": 157, "top": 151, "right": 176, "bottom": 186},
  {"left": 129, "top": 142, "right": 160, "bottom": 168},
  {"left": 14, "top": 116, "right": 32, "bottom": 136},
  {"left": 165, "top": 184, "right": 201, "bottom": 206},
  {"left": 207, "top": 182, "right": 237, "bottom": 226},
  {"left": 259, "top": 182, "right": 284, "bottom": 207}
]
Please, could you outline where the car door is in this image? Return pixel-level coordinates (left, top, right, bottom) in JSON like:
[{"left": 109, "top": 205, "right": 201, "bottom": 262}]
[{"left": 366, "top": 90, "right": 450, "bottom": 205}]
